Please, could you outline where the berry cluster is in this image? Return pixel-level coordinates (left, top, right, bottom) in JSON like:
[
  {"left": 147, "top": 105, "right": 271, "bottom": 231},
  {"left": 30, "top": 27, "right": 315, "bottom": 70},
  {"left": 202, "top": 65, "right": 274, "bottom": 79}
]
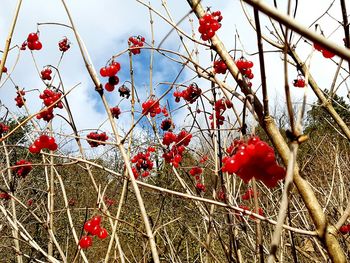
[
  {"left": 242, "top": 188, "right": 256, "bottom": 200},
  {"left": 236, "top": 58, "right": 254, "bottom": 80},
  {"left": 80, "top": 215, "right": 108, "bottom": 249},
  {"left": 100, "top": 61, "right": 121, "bottom": 92},
  {"left": 23, "top": 32, "right": 42, "bottom": 51},
  {"left": 110, "top": 106, "right": 121, "bottom": 119},
  {"left": 161, "top": 106, "right": 169, "bottom": 117},
  {"left": 222, "top": 136, "right": 285, "bottom": 188},
  {"left": 0, "top": 192, "right": 10, "bottom": 200},
  {"left": 15, "top": 90, "right": 26, "bottom": 108},
  {"left": 37, "top": 89, "right": 63, "bottom": 122},
  {"left": 213, "top": 59, "right": 228, "bottom": 74},
  {"left": 173, "top": 83, "right": 202, "bottom": 104},
  {"left": 0, "top": 122, "right": 9, "bottom": 137},
  {"left": 189, "top": 166, "right": 206, "bottom": 192},
  {"left": 339, "top": 224, "right": 350, "bottom": 234},
  {"left": 216, "top": 190, "right": 226, "bottom": 201},
  {"left": 313, "top": 42, "right": 335, "bottom": 59},
  {"left": 128, "top": 36, "right": 145, "bottom": 55},
  {"left": 173, "top": 90, "right": 182, "bottom": 103},
  {"left": 29, "top": 135, "right": 58, "bottom": 153},
  {"left": 198, "top": 11, "right": 223, "bottom": 41},
  {"left": 209, "top": 98, "right": 233, "bottom": 128},
  {"left": 162, "top": 130, "right": 192, "bottom": 167},
  {"left": 142, "top": 98, "right": 162, "bottom": 117},
  {"left": 13, "top": 160, "right": 32, "bottom": 178},
  {"left": 293, "top": 76, "right": 306, "bottom": 88},
  {"left": 0, "top": 60, "right": 7, "bottom": 73},
  {"left": 41, "top": 67, "right": 52, "bottom": 81},
  {"left": 160, "top": 118, "right": 174, "bottom": 131},
  {"left": 118, "top": 85, "right": 130, "bottom": 99},
  {"left": 58, "top": 37, "right": 70, "bottom": 52},
  {"left": 131, "top": 147, "right": 155, "bottom": 179},
  {"left": 86, "top": 132, "right": 108, "bottom": 147}
]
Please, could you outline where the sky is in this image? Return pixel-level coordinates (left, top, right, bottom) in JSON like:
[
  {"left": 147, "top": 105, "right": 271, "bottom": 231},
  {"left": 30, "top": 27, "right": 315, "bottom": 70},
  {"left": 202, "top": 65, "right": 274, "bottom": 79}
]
[{"left": 0, "top": 0, "right": 348, "bottom": 154}]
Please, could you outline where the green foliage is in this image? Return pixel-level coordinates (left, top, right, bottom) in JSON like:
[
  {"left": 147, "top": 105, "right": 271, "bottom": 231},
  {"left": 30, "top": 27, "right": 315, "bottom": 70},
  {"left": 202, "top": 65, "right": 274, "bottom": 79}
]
[{"left": 305, "top": 90, "right": 350, "bottom": 133}]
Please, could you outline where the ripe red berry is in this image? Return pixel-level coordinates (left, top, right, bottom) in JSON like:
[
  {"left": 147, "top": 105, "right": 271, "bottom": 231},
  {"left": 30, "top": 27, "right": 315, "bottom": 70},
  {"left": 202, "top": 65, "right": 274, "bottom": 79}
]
[
  {"left": 100, "top": 67, "right": 108, "bottom": 77},
  {"left": 47, "top": 142, "right": 58, "bottom": 151},
  {"left": 90, "top": 215, "right": 102, "bottom": 227},
  {"left": 196, "top": 182, "right": 206, "bottom": 192},
  {"left": 79, "top": 236, "right": 92, "bottom": 249},
  {"left": 105, "top": 83, "right": 115, "bottom": 92},
  {"left": 41, "top": 68, "right": 52, "bottom": 81},
  {"left": 0, "top": 192, "right": 11, "bottom": 200},
  {"left": 91, "top": 225, "right": 101, "bottom": 236},
  {"left": 0, "top": 124, "right": 9, "bottom": 132},
  {"left": 110, "top": 106, "right": 121, "bottom": 119},
  {"left": 98, "top": 228, "right": 109, "bottom": 239},
  {"left": 27, "top": 33, "right": 39, "bottom": 42},
  {"left": 129, "top": 36, "right": 145, "bottom": 55},
  {"left": 33, "top": 40, "right": 42, "bottom": 50},
  {"left": 84, "top": 220, "right": 94, "bottom": 233},
  {"left": 29, "top": 144, "right": 41, "bottom": 154},
  {"left": 322, "top": 49, "right": 335, "bottom": 59},
  {"left": 58, "top": 37, "right": 70, "bottom": 52},
  {"left": 87, "top": 132, "right": 108, "bottom": 147},
  {"left": 198, "top": 12, "right": 222, "bottom": 41},
  {"left": 15, "top": 90, "right": 26, "bottom": 108},
  {"left": 13, "top": 160, "right": 33, "bottom": 178},
  {"left": 340, "top": 225, "right": 350, "bottom": 234}
]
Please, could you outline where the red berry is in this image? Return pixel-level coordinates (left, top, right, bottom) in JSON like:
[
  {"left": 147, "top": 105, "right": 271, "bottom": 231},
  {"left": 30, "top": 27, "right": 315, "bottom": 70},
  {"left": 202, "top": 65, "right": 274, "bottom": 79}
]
[
  {"left": 91, "top": 225, "right": 101, "bottom": 236},
  {"left": 90, "top": 215, "right": 102, "bottom": 227},
  {"left": 33, "top": 41, "right": 42, "bottom": 50},
  {"left": 47, "top": 142, "right": 58, "bottom": 151},
  {"left": 79, "top": 236, "right": 92, "bottom": 249},
  {"left": 34, "top": 138, "right": 44, "bottom": 149},
  {"left": 322, "top": 49, "right": 335, "bottom": 59},
  {"left": 29, "top": 144, "right": 41, "bottom": 154},
  {"left": 27, "top": 33, "right": 39, "bottom": 42},
  {"left": 98, "top": 228, "right": 109, "bottom": 239},
  {"left": 100, "top": 67, "right": 108, "bottom": 77},
  {"left": 105, "top": 83, "right": 115, "bottom": 92},
  {"left": 313, "top": 42, "right": 323, "bottom": 51},
  {"left": 84, "top": 221, "right": 94, "bottom": 233}
]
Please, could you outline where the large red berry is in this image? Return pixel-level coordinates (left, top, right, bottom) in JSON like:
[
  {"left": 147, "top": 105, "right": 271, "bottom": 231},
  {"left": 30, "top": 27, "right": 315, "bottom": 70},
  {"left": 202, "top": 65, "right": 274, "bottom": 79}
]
[
  {"left": 84, "top": 221, "right": 94, "bottom": 233},
  {"left": 29, "top": 144, "right": 41, "bottom": 154},
  {"left": 79, "top": 236, "right": 92, "bottom": 249},
  {"left": 90, "top": 215, "right": 102, "bottom": 227},
  {"left": 105, "top": 83, "right": 115, "bottom": 92},
  {"left": 27, "top": 33, "right": 39, "bottom": 42},
  {"left": 98, "top": 228, "right": 109, "bottom": 239}
]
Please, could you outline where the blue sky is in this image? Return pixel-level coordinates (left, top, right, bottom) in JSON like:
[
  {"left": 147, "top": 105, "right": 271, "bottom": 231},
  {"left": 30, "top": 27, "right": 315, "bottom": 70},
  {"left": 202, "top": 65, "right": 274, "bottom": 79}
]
[{"left": 0, "top": 0, "right": 348, "bottom": 152}]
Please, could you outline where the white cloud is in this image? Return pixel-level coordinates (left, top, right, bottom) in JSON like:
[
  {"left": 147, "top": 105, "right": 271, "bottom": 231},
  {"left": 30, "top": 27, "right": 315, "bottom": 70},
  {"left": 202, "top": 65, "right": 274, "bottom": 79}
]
[{"left": 0, "top": 0, "right": 347, "bottom": 151}]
